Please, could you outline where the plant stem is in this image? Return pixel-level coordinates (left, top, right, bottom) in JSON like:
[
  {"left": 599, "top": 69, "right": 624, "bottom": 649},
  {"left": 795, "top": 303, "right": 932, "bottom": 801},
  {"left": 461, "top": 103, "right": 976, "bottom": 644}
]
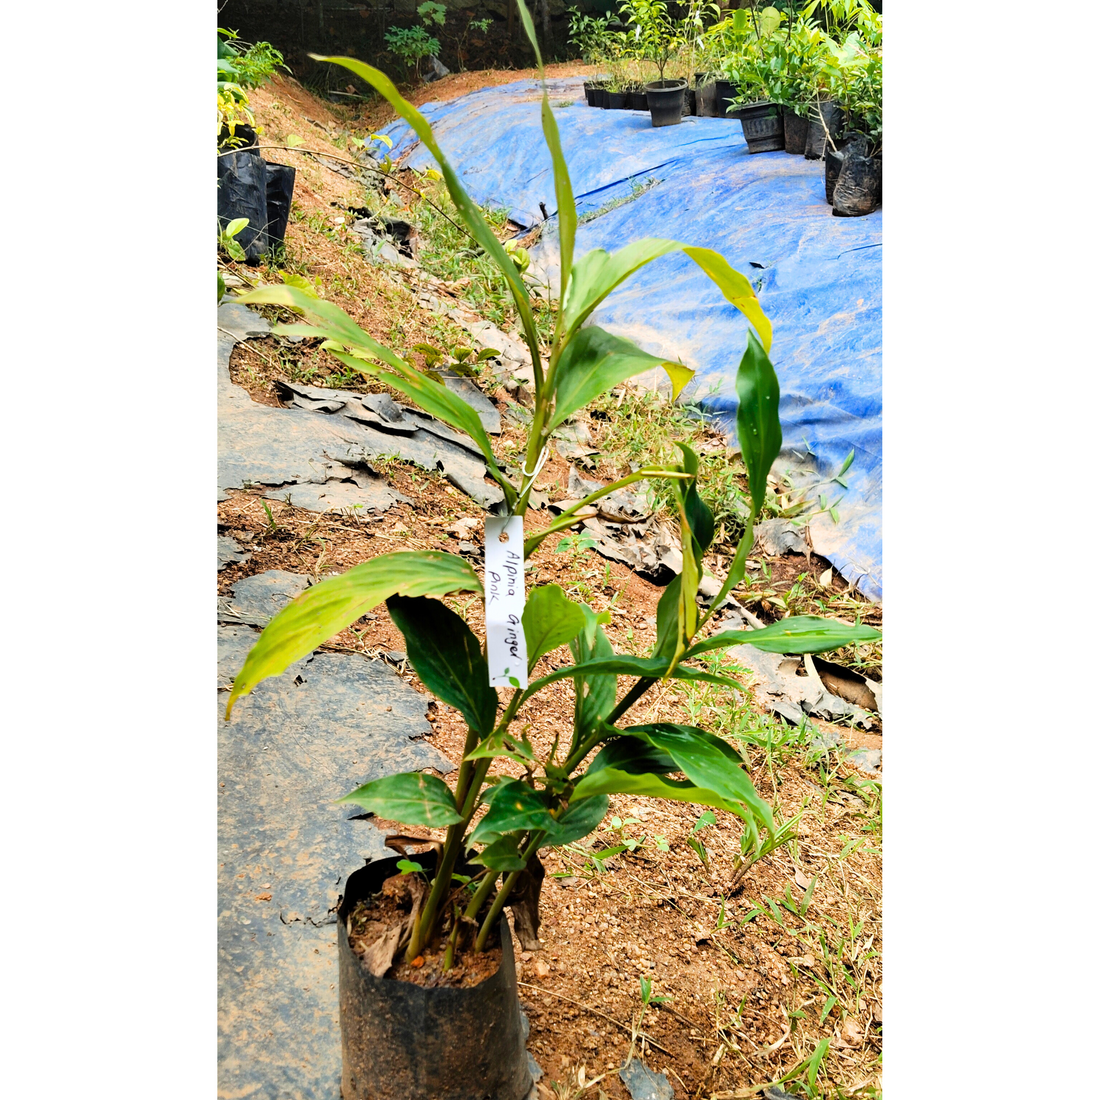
[
  {"left": 442, "top": 905, "right": 461, "bottom": 970},
  {"left": 463, "top": 863, "right": 501, "bottom": 921},
  {"left": 474, "top": 831, "right": 545, "bottom": 952}
]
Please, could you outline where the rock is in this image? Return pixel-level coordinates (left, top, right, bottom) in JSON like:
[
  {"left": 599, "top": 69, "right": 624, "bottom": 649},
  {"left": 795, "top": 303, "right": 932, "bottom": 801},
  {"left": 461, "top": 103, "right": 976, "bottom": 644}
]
[{"left": 619, "top": 1060, "right": 673, "bottom": 1100}]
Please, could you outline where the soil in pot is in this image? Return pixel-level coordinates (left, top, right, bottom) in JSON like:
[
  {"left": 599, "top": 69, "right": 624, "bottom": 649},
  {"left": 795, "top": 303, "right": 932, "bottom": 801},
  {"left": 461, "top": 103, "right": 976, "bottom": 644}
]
[
  {"left": 645, "top": 79, "right": 686, "bottom": 127},
  {"left": 832, "top": 153, "right": 882, "bottom": 217},
  {"left": 783, "top": 108, "right": 809, "bottom": 155},
  {"left": 338, "top": 856, "right": 533, "bottom": 1100},
  {"left": 804, "top": 100, "right": 843, "bottom": 159},
  {"left": 739, "top": 102, "right": 785, "bottom": 153}
]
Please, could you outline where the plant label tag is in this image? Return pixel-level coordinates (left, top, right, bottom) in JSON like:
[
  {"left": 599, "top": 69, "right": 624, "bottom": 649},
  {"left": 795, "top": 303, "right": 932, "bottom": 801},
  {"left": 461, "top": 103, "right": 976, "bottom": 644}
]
[{"left": 484, "top": 514, "right": 527, "bottom": 689}]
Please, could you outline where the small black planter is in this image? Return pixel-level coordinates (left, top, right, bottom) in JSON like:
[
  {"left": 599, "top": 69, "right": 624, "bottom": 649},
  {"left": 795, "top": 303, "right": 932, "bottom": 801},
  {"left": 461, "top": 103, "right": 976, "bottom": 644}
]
[
  {"left": 782, "top": 108, "right": 809, "bottom": 155},
  {"left": 739, "top": 101, "right": 785, "bottom": 153},
  {"left": 597, "top": 87, "right": 610, "bottom": 108},
  {"left": 714, "top": 79, "right": 739, "bottom": 119},
  {"left": 804, "top": 100, "right": 843, "bottom": 159},
  {"left": 583, "top": 81, "right": 596, "bottom": 107},
  {"left": 696, "top": 81, "right": 719, "bottom": 117},
  {"left": 824, "top": 135, "right": 870, "bottom": 204},
  {"left": 629, "top": 89, "right": 648, "bottom": 111},
  {"left": 645, "top": 79, "right": 687, "bottom": 127},
  {"left": 832, "top": 154, "right": 882, "bottom": 217},
  {"left": 607, "top": 90, "right": 627, "bottom": 109},
  {"left": 217, "top": 150, "right": 270, "bottom": 263},
  {"left": 264, "top": 163, "right": 296, "bottom": 254},
  {"left": 338, "top": 855, "right": 533, "bottom": 1100},
  {"left": 218, "top": 122, "right": 260, "bottom": 153}
]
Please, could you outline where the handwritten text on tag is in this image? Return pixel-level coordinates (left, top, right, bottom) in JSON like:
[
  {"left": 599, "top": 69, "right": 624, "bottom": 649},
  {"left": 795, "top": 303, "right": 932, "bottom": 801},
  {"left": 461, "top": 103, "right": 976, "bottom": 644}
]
[{"left": 484, "top": 515, "right": 527, "bottom": 689}]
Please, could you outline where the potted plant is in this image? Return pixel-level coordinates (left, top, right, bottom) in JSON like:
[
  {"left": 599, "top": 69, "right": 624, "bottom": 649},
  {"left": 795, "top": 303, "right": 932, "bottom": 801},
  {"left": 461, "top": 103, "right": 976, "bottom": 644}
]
[
  {"left": 829, "top": 45, "right": 881, "bottom": 215},
  {"left": 619, "top": 0, "right": 688, "bottom": 127},
  {"left": 224, "top": 8, "right": 881, "bottom": 1096},
  {"left": 764, "top": 17, "right": 828, "bottom": 154},
  {"left": 723, "top": 6, "right": 787, "bottom": 154}
]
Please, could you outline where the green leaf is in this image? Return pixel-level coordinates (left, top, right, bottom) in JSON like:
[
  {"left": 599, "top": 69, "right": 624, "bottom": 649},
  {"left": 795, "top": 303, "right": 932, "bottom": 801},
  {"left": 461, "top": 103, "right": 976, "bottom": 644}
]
[
  {"left": 735, "top": 331, "right": 783, "bottom": 515},
  {"left": 225, "top": 550, "right": 481, "bottom": 717},
  {"left": 623, "top": 724, "right": 771, "bottom": 828},
  {"left": 514, "top": 0, "right": 577, "bottom": 300},
  {"left": 572, "top": 763, "right": 745, "bottom": 816},
  {"left": 576, "top": 603, "right": 611, "bottom": 649},
  {"left": 469, "top": 834, "right": 527, "bottom": 872},
  {"left": 233, "top": 284, "right": 512, "bottom": 499},
  {"left": 387, "top": 595, "right": 498, "bottom": 738},
  {"left": 225, "top": 217, "right": 249, "bottom": 238},
  {"left": 469, "top": 779, "right": 558, "bottom": 845},
  {"left": 586, "top": 736, "right": 678, "bottom": 777},
  {"left": 309, "top": 54, "right": 543, "bottom": 375},
  {"left": 336, "top": 771, "right": 462, "bottom": 827},
  {"left": 522, "top": 584, "right": 586, "bottom": 671},
  {"left": 572, "top": 623, "right": 617, "bottom": 741},
  {"left": 652, "top": 575, "right": 683, "bottom": 660},
  {"left": 540, "top": 794, "right": 609, "bottom": 848},
  {"left": 522, "top": 655, "right": 743, "bottom": 701},
  {"left": 562, "top": 239, "right": 771, "bottom": 353},
  {"left": 549, "top": 326, "right": 691, "bottom": 431},
  {"left": 286, "top": 133, "right": 304, "bottom": 147},
  {"left": 280, "top": 272, "right": 320, "bottom": 297},
  {"left": 685, "top": 616, "right": 882, "bottom": 658}
]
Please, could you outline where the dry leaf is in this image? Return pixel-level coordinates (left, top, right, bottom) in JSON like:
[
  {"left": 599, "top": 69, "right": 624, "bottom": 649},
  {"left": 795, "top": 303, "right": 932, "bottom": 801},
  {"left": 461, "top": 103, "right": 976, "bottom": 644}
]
[
  {"left": 793, "top": 869, "right": 812, "bottom": 891},
  {"left": 840, "top": 1016, "right": 864, "bottom": 1045},
  {"left": 820, "top": 567, "right": 833, "bottom": 588}
]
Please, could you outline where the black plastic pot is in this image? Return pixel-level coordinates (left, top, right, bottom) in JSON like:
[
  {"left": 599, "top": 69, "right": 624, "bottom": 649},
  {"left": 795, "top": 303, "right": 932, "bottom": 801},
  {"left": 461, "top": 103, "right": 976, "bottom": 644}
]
[
  {"left": 583, "top": 81, "right": 596, "bottom": 107},
  {"left": 832, "top": 153, "right": 882, "bottom": 217},
  {"left": 804, "top": 100, "right": 843, "bottom": 159},
  {"left": 218, "top": 122, "right": 260, "bottom": 153},
  {"left": 823, "top": 135, "right": 870, "bottom": 204},
  {"left": 683, "top": 88, "right": 697, "bottom": 116},
  {"left": 714, "top": 79, "right": 739, "bottom": 119},
  {"left": 607, "top": 90, "right": 627, "bottom": 109},
  {"left": 597, "top": 87, "right": 610, "bottom": 108},
  {"left": 696, "top": 81, "right": 719, "bottom": 117},
  {"left": 783, "top": 108, "right": 809, "bottom": 155},
  {"left": 645, "top": 79, "right": 686, "bottom": 128},
  {"left": 217, "top": 149, "right": 270, "bottom": 263},
  {"left": 264, "top": 162, "right": 296, "bottom": 254},
  {"left": 628, "top": 89, "right": 648, "bottom": 110},
  {"left": 739, "top": 101, "right": 785, "bottom": 153},
  {"left": 338, "top": 855, "right": 533, "bottom": 1100}
]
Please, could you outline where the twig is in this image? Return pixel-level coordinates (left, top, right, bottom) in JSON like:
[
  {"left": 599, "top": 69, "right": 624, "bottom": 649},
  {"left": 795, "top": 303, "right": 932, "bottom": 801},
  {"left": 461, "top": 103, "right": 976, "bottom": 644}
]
[{"left": 515, "top": 980, "right": 673, "bottom": 1055}]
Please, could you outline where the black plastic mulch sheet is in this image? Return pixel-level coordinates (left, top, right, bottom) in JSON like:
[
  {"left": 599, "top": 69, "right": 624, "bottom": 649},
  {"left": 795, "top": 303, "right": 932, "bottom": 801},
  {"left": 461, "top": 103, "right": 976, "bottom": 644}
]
[
  {"left": 217, "top": 301, "right": 503, "bottom": 511},
  {"left": 218, "top": 599, "right": 456, "bottom": 1099}
]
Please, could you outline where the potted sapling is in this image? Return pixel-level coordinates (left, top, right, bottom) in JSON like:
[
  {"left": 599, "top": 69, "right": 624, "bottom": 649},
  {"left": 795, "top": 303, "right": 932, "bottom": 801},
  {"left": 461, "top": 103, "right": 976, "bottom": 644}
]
[
  {"left": 223, "top": 6, "right": 882, "bottom": 1097},
  {"left": 619, "top": 0, "right": 687, "bottom": 127}
]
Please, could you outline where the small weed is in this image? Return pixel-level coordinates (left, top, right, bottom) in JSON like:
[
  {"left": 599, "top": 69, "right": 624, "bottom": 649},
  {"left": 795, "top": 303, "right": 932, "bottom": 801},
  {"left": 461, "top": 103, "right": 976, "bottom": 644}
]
[{"left": 577, "top": 175, "right": 660, "bottom": 225}]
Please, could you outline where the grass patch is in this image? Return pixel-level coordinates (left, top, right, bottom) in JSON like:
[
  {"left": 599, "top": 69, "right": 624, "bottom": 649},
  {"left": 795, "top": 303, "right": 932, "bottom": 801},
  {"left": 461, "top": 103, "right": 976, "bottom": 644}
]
[{"left": 578, "top": 175, "right": 660, "bottom": 225}]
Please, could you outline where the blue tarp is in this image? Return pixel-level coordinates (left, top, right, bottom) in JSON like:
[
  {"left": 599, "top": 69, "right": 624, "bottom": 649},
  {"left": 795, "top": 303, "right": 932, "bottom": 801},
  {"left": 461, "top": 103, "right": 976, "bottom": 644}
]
[{"left": 382, "top": 77, "right": 882, "bottom": 600}]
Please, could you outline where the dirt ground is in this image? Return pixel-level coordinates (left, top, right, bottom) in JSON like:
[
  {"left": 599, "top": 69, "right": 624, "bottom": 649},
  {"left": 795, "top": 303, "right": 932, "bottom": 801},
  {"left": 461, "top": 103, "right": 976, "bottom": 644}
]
[{"left": 220, "top": 67, "right": 883, "bottom": 1100}]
